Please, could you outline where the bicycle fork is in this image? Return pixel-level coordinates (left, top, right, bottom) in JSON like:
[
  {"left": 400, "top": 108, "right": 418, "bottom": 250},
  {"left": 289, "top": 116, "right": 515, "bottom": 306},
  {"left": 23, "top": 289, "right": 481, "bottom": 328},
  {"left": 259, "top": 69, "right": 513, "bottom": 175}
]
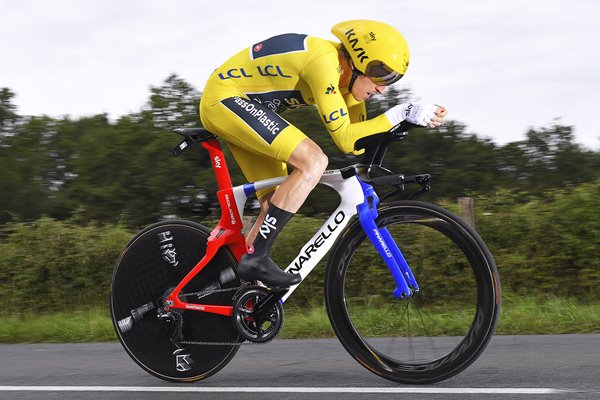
[{"left": 357, "top": 181, "right": 419, "bottom": 298}]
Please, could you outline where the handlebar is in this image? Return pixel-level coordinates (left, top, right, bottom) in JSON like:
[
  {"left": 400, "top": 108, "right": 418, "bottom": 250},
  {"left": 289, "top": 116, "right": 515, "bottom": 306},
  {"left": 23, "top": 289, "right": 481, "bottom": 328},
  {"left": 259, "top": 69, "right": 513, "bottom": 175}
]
[
  {"left": 389, "top": 120, "right": 421, "bottom": 135},
  {"left": 354, "top": 121, "right": 420, "bottom": 167}
]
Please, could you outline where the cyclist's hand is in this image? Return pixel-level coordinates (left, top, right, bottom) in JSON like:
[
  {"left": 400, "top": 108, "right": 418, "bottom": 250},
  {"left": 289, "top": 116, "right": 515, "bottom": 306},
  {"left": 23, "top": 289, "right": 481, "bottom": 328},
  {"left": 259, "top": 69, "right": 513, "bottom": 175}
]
[
  {"left": 431, "top": 106, "right": 447, "bottom": 128},
  {"left": 385, "top": 101, "right": 447, "bottom": 128}
]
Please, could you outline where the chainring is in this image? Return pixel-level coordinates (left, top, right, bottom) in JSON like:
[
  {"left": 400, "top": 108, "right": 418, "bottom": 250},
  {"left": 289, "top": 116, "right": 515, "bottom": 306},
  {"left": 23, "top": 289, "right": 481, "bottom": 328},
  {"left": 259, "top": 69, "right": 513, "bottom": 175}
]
[{"left": 232, "top": 285, "right": 284, "bottom": 343}]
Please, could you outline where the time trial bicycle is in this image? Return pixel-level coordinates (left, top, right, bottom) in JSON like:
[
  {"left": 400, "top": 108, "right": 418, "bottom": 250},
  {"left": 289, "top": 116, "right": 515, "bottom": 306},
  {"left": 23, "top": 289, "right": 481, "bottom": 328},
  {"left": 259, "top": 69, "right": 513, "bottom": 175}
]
[{"left": 110, "top": 121, "right": 501, "bottom": 384}]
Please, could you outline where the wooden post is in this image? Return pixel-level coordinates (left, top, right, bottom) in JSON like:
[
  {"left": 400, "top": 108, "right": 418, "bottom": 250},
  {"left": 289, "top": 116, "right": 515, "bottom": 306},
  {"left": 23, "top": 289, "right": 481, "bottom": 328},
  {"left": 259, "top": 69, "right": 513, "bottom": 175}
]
[{"left": 458, "top": 197, "right": 475, "bottom": 228}]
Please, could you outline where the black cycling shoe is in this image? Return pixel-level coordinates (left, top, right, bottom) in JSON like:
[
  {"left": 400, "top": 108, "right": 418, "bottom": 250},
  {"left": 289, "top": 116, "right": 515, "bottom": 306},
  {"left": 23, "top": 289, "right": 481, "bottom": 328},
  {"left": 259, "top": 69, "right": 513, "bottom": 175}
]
[{"left": 237, "top": 254, "right": 301, "bottom": 288}]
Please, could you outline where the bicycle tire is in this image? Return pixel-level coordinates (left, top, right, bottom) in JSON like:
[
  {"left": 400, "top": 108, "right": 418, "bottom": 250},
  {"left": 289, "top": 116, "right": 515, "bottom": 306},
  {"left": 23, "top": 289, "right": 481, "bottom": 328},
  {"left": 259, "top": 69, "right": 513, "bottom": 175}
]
[
  {"left": 325, "top": 200, "right": 501, "bottom": 384},
  {"left": 110, "top": 220, "right": 240, "bottom": 382}
]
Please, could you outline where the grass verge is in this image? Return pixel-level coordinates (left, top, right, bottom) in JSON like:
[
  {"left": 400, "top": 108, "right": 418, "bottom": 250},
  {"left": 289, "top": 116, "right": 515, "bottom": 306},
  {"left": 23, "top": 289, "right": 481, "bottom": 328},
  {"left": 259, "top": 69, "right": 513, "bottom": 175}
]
[
  {"left": 1, "top": 296, "right": 599, "bottom": 343},
  {"left": 0, "top": 308, "right": 115, "bottom": 343}
]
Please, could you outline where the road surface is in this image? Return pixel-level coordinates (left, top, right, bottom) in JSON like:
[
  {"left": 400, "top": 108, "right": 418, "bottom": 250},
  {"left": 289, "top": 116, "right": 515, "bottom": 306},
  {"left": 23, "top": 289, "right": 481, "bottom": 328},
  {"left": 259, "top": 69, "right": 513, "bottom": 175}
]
[{"left": 0, "top": 334, "right": 598, "bottom": 400}]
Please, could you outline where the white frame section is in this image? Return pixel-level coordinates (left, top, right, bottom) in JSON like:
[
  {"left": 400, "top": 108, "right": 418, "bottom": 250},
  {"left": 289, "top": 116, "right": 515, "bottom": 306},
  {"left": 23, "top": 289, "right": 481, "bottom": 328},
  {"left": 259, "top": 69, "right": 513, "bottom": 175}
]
[{"left": 231, "top": 169, "right": 365, "bottom": 302}]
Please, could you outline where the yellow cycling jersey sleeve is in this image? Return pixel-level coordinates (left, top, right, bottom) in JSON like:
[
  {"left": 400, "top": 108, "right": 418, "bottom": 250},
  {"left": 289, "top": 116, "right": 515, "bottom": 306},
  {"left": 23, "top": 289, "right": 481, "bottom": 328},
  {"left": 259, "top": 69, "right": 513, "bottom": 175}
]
[
  {"left": 206, "top": 34, "right": 393, "bottom": 154},
  {"left": 343, "top": 91, "right": 367, "bottom": 124},
  {"left": 300, "top": 45, "right": 392, "bottom": 153}
]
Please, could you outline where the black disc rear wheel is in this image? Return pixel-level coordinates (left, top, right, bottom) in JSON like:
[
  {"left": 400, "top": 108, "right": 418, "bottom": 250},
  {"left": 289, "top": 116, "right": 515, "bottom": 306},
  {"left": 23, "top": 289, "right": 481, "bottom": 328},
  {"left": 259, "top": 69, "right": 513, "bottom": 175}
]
[{"left": 110, "top": 220, "right": 240, "bottom": 382}]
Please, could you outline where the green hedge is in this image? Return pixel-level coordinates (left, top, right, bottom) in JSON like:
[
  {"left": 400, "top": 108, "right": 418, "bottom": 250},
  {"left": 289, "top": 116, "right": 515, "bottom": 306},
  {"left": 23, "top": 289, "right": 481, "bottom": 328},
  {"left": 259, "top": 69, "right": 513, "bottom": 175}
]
[
  {"left": 474, "top": 179, "right": 600, "bottom": 299},
  {"left": 1, "top": 179, "right": 598, "bottom": 313},
  {"left": 0, "top": 219, "right": 131, "bottom": 312}
]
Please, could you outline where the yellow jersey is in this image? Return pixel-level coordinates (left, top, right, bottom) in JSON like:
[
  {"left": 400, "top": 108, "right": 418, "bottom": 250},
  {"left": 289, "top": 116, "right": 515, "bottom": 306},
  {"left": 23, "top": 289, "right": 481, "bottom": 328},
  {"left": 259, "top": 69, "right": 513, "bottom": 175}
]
[{"left": 203, "top": 33, "right": 393, "bottom": 154}]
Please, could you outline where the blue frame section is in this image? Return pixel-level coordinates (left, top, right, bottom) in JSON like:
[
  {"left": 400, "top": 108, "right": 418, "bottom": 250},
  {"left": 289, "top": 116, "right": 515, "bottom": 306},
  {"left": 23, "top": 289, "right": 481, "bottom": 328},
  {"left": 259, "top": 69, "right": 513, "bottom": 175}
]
[
  {"left": 356, "top": 178, "right": 419, "bottom": 298},
  {"left": 243, "top": 183, "right": 256, "bottom": 197}
]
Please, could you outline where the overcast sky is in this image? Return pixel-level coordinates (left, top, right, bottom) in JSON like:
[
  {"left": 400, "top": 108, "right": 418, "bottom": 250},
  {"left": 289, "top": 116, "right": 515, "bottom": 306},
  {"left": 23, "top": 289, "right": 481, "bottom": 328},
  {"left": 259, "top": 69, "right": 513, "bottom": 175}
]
[{"left": 1, "top": 0, "right": 599, "bottom": 149}]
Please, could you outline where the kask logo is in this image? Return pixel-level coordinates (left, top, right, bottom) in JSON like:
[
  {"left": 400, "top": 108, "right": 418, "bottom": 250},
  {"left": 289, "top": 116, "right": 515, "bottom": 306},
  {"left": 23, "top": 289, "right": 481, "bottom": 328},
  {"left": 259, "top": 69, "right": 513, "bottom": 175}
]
[{"left": 344, "top": 28, "right": 369, "bottom": 64}]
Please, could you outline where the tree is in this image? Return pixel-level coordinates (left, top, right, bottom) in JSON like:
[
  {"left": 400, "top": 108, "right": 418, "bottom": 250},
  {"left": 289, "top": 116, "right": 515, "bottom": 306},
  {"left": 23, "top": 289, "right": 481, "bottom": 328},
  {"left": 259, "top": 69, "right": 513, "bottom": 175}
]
[
  {"left": 0, "top": 115, "right": 57, "bottom": 223},
  {"left": 144, "top": 73, "right": 201, "bottom": 128},
  {"left": 55, "top": 113, "right": 212, "bottom": 226},
  {"left": 497, "top": 124, "right": 600, "bottom": 193},
  {"left": 0, "top": 88, "right": 19, "bottom": 140},
  {"left": 2, "top": 77, "right": 599, "bottom": 228}
]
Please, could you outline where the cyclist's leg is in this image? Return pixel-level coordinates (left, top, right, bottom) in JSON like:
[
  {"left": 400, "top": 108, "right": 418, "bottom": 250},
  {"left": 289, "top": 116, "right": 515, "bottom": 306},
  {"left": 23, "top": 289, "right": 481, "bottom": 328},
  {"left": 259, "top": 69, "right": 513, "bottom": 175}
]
[
  {"left": 237, "top": 138, "right": 328, "bottom": 261},
  {"left": 246, "top": 191, "right": 274, "bottom": 247},
  {"left": 200, "top": 86, "right": 328, "bottom": 203},
  {"left": 223, "top": 142, "right": 278, "bottom": 246},
  {"left": 236, "top": 138, "right": 327, "bottom": 287},
  {"left": 201, "top": 94, "right": 327, "bottom": 287},
  {"left": 270, "top": 138, "right": 328, "bottom": 212},
  {"left": 228, "top": 139, "right": 329, "bottom": 246}
]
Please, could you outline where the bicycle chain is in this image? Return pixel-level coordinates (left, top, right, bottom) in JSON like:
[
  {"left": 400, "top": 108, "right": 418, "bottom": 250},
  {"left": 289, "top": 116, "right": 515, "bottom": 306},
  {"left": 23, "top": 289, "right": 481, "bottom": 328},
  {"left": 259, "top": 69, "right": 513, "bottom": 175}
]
[
  {"left": 180, "top": 286, "right": 238, "bottom": 301},
  {"left": 177, "top": 286, "right": 271, "bottom": 346},
  {"left": 180, "top": 339, "right": 262, "bottom": 346}
]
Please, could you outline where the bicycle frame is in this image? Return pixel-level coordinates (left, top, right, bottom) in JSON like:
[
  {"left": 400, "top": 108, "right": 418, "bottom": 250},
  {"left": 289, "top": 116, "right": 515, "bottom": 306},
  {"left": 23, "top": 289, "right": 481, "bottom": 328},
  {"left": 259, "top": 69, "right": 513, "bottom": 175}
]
[{"left": 165, "top": 137, "right": 418, "bottom": 316}]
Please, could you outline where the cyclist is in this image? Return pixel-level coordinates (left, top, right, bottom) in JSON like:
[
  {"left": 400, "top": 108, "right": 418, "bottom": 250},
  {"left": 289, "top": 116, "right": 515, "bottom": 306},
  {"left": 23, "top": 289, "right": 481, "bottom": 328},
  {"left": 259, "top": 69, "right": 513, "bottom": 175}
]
[{"left": 199, "top": 20, "right": 447, "bottom": 288}]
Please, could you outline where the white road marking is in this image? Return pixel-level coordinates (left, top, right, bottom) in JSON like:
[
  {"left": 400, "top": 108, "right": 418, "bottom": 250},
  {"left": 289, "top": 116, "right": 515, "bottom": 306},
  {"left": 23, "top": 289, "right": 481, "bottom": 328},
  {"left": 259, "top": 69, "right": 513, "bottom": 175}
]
[{"left": 0, "top": 386, "right": 574, "bottom": 394}]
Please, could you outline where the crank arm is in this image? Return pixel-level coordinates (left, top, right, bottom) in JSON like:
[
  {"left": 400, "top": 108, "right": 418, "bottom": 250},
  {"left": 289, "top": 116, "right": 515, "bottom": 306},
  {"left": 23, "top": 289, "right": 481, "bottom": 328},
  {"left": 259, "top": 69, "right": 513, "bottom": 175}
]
[{"left": 253, "top": 288, "right": 287, "bottom": 319}]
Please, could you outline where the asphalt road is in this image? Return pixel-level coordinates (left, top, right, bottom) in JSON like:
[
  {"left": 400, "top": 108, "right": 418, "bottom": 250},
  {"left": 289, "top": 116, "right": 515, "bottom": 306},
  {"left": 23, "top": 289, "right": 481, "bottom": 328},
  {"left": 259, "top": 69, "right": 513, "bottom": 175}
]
[{"left": 0, "top": 335, "right": 598, "bottom": 400}]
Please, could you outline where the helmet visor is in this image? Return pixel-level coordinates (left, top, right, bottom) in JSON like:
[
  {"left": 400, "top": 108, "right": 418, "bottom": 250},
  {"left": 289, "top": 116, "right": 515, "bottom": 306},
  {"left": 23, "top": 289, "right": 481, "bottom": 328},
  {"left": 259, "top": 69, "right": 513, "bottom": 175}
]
[{"left": 365, "top": 62, "right": 403, "bottom": 86}]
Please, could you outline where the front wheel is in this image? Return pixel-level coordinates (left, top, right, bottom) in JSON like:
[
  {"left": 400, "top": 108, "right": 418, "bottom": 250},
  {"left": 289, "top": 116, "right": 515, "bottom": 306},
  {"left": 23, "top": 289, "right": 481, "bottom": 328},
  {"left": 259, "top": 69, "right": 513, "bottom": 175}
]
[
  {"left": 325, "top": 201, "right": 501, "bottom": 384},
  {"left": 110, "top": 220, "right": 241, "bottom": 382}
]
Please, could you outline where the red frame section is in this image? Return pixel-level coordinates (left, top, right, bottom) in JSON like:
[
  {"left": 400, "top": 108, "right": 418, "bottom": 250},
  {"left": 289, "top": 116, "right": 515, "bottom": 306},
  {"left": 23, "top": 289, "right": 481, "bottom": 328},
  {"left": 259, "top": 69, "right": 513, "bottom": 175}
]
[{"left": 166, "top": 138, "right": 247, "bottom": 317}]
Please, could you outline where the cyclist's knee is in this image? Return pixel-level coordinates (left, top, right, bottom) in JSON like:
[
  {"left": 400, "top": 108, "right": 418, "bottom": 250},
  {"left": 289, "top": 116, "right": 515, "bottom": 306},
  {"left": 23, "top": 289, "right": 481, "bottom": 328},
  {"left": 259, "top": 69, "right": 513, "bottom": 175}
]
[
  {"left": 299, "top": 149, "right": 328, "bottom": 184},
  {"left": 290, "top": 140, "right": 328, "bottom": 177},
  {"left": 310, "top": 149, "right": 329, "bottom": 174}
]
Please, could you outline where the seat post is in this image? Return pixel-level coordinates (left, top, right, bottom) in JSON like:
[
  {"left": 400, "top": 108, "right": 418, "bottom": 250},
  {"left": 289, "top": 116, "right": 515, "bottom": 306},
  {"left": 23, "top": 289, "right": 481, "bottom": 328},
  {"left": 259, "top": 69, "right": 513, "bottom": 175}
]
[{"left": 200, "top": 139, "right": 233, "bottom": 190}]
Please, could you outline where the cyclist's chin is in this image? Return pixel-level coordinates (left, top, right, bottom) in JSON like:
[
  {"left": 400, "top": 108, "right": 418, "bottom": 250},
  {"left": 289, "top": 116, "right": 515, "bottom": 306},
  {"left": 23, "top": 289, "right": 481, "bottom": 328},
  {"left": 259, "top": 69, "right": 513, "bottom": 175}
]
[{"left": 352, "top": 92, "right": 369, "bottom": 102}]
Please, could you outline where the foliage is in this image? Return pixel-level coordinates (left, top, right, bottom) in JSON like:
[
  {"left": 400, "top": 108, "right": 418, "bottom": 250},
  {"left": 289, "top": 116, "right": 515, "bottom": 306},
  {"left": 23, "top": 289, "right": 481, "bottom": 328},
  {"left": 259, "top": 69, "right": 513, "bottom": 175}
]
[
  {"left": 0, "top": 218, "right": 132, "bottom": 312},
  {"left": 1, "top": 75, "right": 599, "bottom": 226},
  {"left": 476, "top": 179, "right": 600, "bottom": 298},
  {"left": 0, "top": 308, "right": 115, "bottom": 343},
  {"left": 1, "top": 74, "right": 599, "bottom": 326},
  {"left": 0, "top": 179, "right": 598, "bottom": 315},
  {"left": 0, "top": 77, "right": 217, "bottom": 227}
]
